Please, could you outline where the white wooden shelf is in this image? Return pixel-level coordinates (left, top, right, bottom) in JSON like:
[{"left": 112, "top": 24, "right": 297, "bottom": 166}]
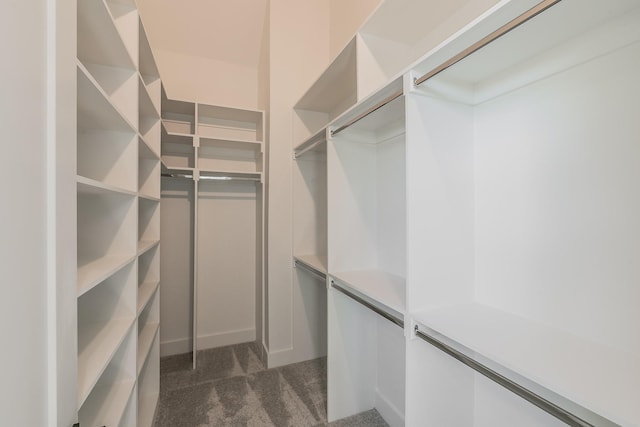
[
  {"left": 294, "top": 127, "right": 327, "bottom": 158},
  {"left": 199, "top": 170, "right": 262, "bottom": 181},
  {"left": 294, "top": 254, "right": 328, "bottom": 275},
  {"left": 77, "top": 175, "right": 137, "bottom": 198},
  {"left": 137, "top": 239, "right": 159, "bottom": 256},
  {"left": 77, "top": 0, "right": 136, "bottom": 70},
  {"left": 77, "top": 318, "right": 135, "bottom": 406},
  {"left": 79, "top": 378, "right": 136, "bottom": 427},
  {"left": 137, "top": 324, "right": 160, "bottom": 376},
  {"left": 139, "top": 75, "right": 160, "bottom": 119},
  {"left": 77, "top": 61, "right": 137, "bottom": 133},
  {"left": 77, "top": 255, "right": 136, "bottom": 297},
  {"left": 137, "top": 281, "right": 160, "bottom": 315},
  {"left": 139, "top": 135, "right": 160, "bottom": 160},
  {"left": 138, "top": 193, "right": 160, "bottom": 203},
  {"left": 197, "top": 104, "right": 264, "bottom": 142},
  {"left": 331, "top": 270, "right": 405, "bottom": 318},
  {"left": 413, "top": 303, "right": 640, "bottom": 426},
  {"left": 295, "top": 37, "right": 358, "bottom": 118}
]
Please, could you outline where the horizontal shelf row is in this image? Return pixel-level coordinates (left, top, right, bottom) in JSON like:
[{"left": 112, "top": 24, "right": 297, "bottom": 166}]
[{"left": 161, "top": 94, "right": 264, "bottom": 143}]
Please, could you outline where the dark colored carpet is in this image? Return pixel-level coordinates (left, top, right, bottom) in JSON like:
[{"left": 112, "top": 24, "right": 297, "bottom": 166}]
[{"left": 154, "top": 342, "right": 389, "bottom": 427}]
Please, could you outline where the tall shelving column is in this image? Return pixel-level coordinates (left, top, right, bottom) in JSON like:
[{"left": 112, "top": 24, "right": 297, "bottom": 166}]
[
  {"left": 160, "top": 96, "right": 265, "bottom": 367},
  {"left": 137, "top": 15, "right": 162, "bottom": 427},
  {"left": 77, "top": 0, "right": 162, "bottom": 424},
  {"left": 76, "top": 0, "right": 140, "bottom": 425},
  {"left": 195, "top": 103, "right": 265, "bottom": 362}
]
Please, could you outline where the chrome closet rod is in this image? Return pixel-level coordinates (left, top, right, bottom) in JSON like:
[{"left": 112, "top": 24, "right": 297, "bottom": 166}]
[
  {"left": 414, "top": 0, "right": 561, "bottom": 86},
  {"left": 294, "top": 259, "right": 327, "bottom": 281},
  {"left": 200, "top": 175, "right": 261, "bottom": 182},
  {"left": 162, "top": 173, "right": 260, "bottom": 182},
  {"left": 331, "top": 280, "right": 404, "bottom": 328},
  {"left": 294, "top": 132, "right": 327, "bottom": 159},
  {"left": 413, "top": 326, "right": 615, "bottom": 427},
  {"left": 330, "top": 90, "right": 403, "bottom": 137},
  {"left": 162, "top": 172, "right": 193, "bottom": 179}
]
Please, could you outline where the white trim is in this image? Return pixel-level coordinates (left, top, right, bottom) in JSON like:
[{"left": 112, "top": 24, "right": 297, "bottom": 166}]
[{"left": 375, "top": 388, "right": 405, "bottom": 427}]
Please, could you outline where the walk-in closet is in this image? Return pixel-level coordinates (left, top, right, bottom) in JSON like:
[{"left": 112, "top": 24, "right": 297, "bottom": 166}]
[{"left": 4, "top": 0, "right": 639, "bottom": 426}]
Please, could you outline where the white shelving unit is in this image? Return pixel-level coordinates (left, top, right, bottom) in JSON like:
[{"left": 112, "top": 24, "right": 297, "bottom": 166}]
[
  {"left": 291, "top": 128, "right": 329, "bottom": 363},
  {"left": 160, "top": 95, "right": 265, "bottom": 368},
  {"left": 403, "top": 0, "right": 640, "bottom": 426},
  {"left": 326, "top": 79, "right": 406, "bottom": 426},
  {"left": 76, "top": 0, "right": 161, "bottom": 424},
  {"left": 291, "top": 1, "right": 640, "bottom": 425}
]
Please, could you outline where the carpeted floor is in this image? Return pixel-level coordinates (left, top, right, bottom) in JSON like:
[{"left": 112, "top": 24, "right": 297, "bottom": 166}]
[{"left": 154, "top": 342, "right": 389, "bottom": 427}]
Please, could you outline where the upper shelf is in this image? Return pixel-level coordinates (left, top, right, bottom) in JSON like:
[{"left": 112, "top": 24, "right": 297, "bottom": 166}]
[
  {"left": 294, "top": 37, "right": 358, "bottom": 119},
  {"left": 413, "top": 303, "right": 640, "bottom": 427},
  {"left": 197, "top": 104, "right": 264, "bottom": 142},
  {"left": 77, "top": 0, "right": 136, "bottom": 70},
  {"left": 412, "top": 0, "right": 640, "bottom": 105}
]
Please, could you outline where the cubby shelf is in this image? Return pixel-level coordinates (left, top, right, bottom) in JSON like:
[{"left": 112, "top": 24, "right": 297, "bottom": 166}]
[
  {"left": 77, "top": 175, "right": 137, "bottom": 198},
  {"left": 79, "top": 378, "right": 136, "bottom": 427},
  {"left": 77, "top": 255, "right": 137, "bottom": 297},
  {"left": 137, "top": 323, "right": 160, "bottom": 376},
  {"left": 77, "top": 63, "right": 136, "bottom": 133},
  {"left": 77, "top": 0, "right": 136, "bottom": 71},
  {"left": 137, "top": 281, "right": 160, "bottom": 315},
  {"left": 77, "top": 318, "right": 135, "bottom": 406},
  {"left": 137, "top": 239, "right": 160, "bottom": 256}
]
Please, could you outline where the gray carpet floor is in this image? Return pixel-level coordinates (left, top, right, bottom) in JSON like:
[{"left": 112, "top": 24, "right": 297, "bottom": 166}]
[{"left": 154, "top": 342, "right": 389, "bottom": 427}]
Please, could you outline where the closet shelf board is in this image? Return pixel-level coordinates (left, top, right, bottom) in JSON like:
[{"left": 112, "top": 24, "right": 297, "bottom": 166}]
[
  {"left": 331, "top": 269, "right": 405, "bottom": 318},
  {"left": 139, "top": 135, "right": 160, "bottom": 160},
  {"left": 199, "top": 170, "right": 262, "bottom": 180},
  {"left": 77, "top": 62, "right": 137, "bottom": 133},
  {"left": 294, "top": 127, "right": 327, "bottom": 157},
  {"left": 199, "top": 137, "right": 263, "bottom": 151},
  {"left": 77, "top": 0, "right": 135, "bottom": 70},
  {"left": 79, "top": 378, "right": 136, "bottom": 427},
  {"left": 295, "top": 38, "right": 357, "bottom": 114},
  {"left": 294, "top": 254, "right": 328, "bottom": 275},
  {"left": 139, "top": 77, "right": 160, "bottom": 119},
  {"left": 77, "top": 255, "right": 137, "bottom": 297},
  {"left": 77, "top": 175, "right": 137, "bottom": 198},
  {"left": 137, "top": 239, "right": 160, "bottom": 256},
  {"left": 137, "top": 281, "right": 160, "bottom": 315},
  {"left": 413, "top": 303, "right": 640, "bottom": 426},
  {"left": 137, "top": 324, "right": 160, "bottom": 376},
  {"left": 138, "top": 193, "right": 161, "bottom": 203},
  {"left": 77, "top": 317, "right": 135, "bottom": 407}
]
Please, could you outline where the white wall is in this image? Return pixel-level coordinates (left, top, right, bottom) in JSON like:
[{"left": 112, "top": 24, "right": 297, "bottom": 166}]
[
  {"left": 330, "top": 0, "right": 382, "bottom": 58},
  {"left": 155, "top": 49, "right": 260, "bottom": 109},
  {"left": 267, "top": 0, "right": 330, "bottom": 366},
  {"left": 0, "top": 0, "right": 76, "bottom": 425}
]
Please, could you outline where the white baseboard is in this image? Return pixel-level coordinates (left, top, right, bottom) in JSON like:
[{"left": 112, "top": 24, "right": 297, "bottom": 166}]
[
  {"left": 375, "top": 389, "right": 405, "bottom": 427},
  {"left": 196, "top": 328, "right": 256, "bottom": 350},
  {"left": 265, "top": 346, "right": 295, "bottom": 368},
  {"left": 160, "top": 337, "right": 191, "bottom": 357}
]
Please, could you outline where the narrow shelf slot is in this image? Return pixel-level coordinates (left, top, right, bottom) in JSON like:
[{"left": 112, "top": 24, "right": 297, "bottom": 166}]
[
  {"left": 294, "top": 254, "right": 328, "bottom": 276},
  {"left": 77, "top": 0, "right": 135, "bottom": 70},
  {"left": 78, "top": 327, "right": 137, "bottom": 427},
  {"left": 197, "top": 104, "right": 263, "bottom": 142},
  {"left": 137, "top": 332, "right": 160, "bottom": 427},
  {"left": 77, "top": 261, "right": 136, "bottom": 406},
  {"left": 137, "top": 323, "right": 160, "bottom": 376},
  {"left": 161, "top": 126, "right": 195, "bottom": 169},
  {"left": 198, "top": 137, "right": 263, "bottom": 174},
  {"left": 137, "top": 281, "right": 160, "bottom": 315}
]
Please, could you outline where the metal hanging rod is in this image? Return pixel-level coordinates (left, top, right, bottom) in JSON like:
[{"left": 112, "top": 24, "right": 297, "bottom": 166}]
[
  {"left": 162, "top": 172, "right": 193, "bottom": 179},
  {"left": 200, "top": 175, "right": 261, "bottom": 182},
  {"left": 414, "top": 0, "right": 561, "bottom": 87},
  {"left": 331, "top": 280, "right": 404, "bottom": 328},
  {"left": 294, "top": 259, "right": 327, "bottom": 281},
  {"left": 413, "top": 326, "right": 616, "bottom": 427},
  {"left": 162, "top": 172, "right": 261, "bottom": 182},
  {"left": 294, "top": 131, "right": 327, "bottom": 159},
  {"left": 330, "top": 89, "right": 403, "bottom": 137}
]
